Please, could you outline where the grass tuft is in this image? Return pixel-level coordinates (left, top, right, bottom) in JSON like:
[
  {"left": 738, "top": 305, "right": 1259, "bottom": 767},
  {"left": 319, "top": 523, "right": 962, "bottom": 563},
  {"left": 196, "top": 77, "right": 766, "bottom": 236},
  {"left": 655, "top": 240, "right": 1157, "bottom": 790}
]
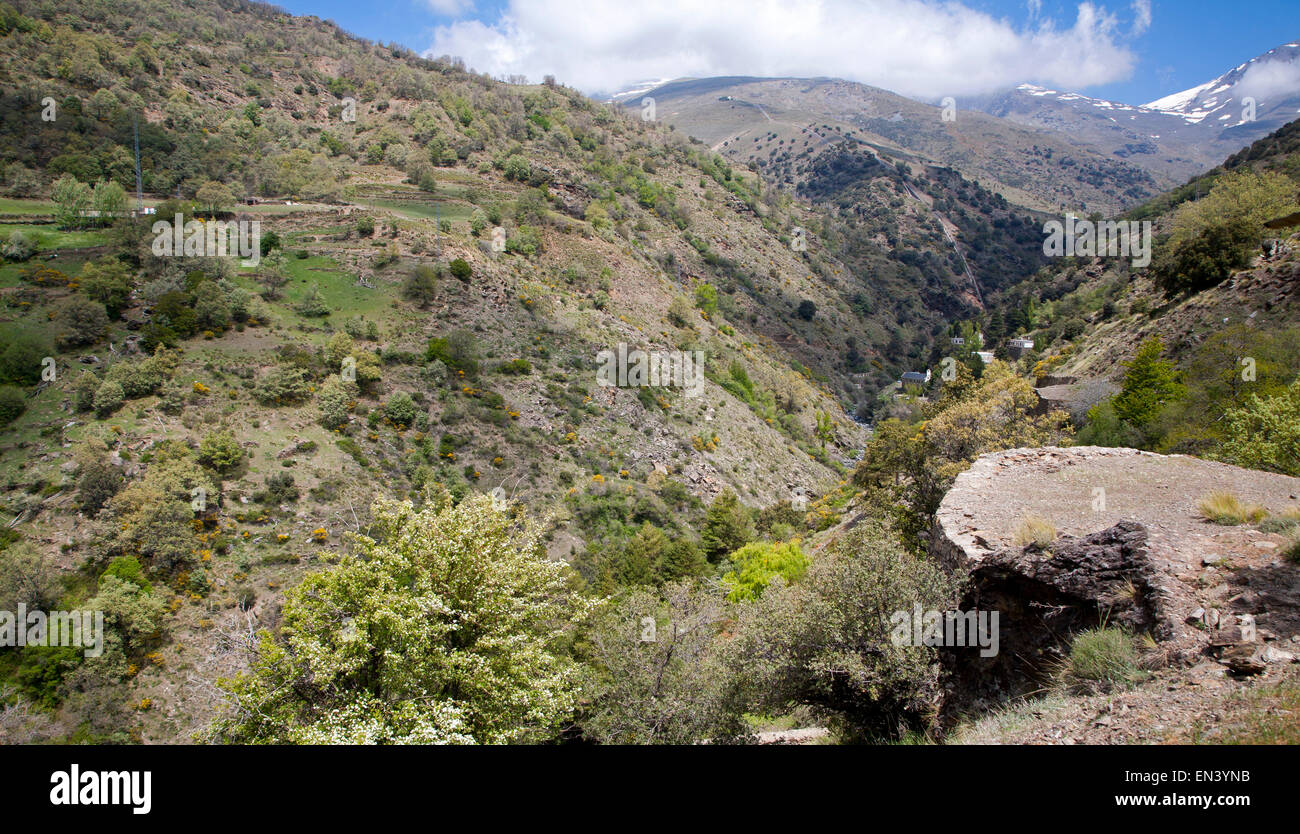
[
  {"left": 1065, "top": 626, "right": 1146, "bottom": 691},
  {"left": 1013, "top": 515, "right": 1056, "bottom": 548},
  {"left": 1197, "top": 491, "right": 1266, "bottom": 525}
]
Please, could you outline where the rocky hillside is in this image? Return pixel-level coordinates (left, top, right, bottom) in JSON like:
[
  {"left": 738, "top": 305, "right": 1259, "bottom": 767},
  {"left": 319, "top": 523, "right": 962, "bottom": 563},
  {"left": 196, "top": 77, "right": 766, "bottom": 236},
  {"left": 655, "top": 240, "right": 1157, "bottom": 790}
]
[
  {"left": 619, "top": 76, "right": 1165, "bottom": 214},
  {"left": 0, "top": 0, "right": 891, "bottom": 742}
]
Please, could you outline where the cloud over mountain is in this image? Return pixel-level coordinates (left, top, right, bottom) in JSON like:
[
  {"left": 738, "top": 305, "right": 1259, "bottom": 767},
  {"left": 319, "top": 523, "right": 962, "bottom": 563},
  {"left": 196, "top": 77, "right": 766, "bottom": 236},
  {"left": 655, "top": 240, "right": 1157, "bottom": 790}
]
[{"left": 424, "top": 0, "right": 1144, "bottom": 98}]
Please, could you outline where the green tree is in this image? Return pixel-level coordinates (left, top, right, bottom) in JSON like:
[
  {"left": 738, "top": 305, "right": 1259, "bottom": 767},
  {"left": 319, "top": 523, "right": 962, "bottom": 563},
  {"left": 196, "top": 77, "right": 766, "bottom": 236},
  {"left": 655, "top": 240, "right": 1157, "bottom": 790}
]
[
  {"left": 257, "top": 251, "right": 290, "bottom": 300},
  {"left": 316, "top": 374, "right": 357, "bottom": 430},
  {"left": 661, "top": 538, "right": 707, "bottom": 581},
  {"left": 78, "top": 259, "right": 133, "bottom": 319},
  {"left": 503, "top": 154, "right": 530, "bottom": 182},
  {"left": 1152, "top": 216, "right": 1257, "bottom": 296},
  {"left": 54, "top": 296, "right": 109, "bottom": 348},
  {"left": 197, "top": 430, "right": 245, "bottom": 475},
  {"left": 694, "top": 283, "right": 717, "bottom": 315},
  {"left": 701, "top": 489, "right": 754, "bottom": 563},
  {"left": 0, "top": 543, "right": 61, "bottom": 612},
  {"left": 0, "top": 328, "right": 50, "bottom": 385},
  {"left": 294, "top": 284, "right": 330, "bottom": 317},
  {"left": 52, "top": 174, "right": 91, "bottom": 229},
  {"left": 324, "top": 331, "right": 354, "bottom": 370},
  {"left": 1220, "top": 377, "right": 1300, "bottom": 476},
  {"left": 92, "top": 380, "right": 124, "bottom": 417},
  {"left": 71, "top": 370, "right": 100, "bottom": 412},
  {"left": 252, "top": 366, "right": 312, "bottom": 406},
  {"left": 402, "top": 264, "right": 439, "bottom": 307},
  {"left": 722, "top": 540, "right": 808, "bottom": 602},
  {"left": 578, "top": 580, "right": 749, "bottom": 744},
  {"left": 91, "top": 179, "right": 127, "bottom": 223},
  {"left": 213, "top": 491, "right": 594, "bottom": 744},
  {"left": 1154, "top": 170, "right": 1300, "bottom": 296},
  {"left": 87, "top": 575, "right": 166, "bottom": 655},
  {"left": 2, "top": 230, "right": 34, "bottom": 261},
  {"left": 1113, "top": 338, "right": 1184, "bottom": 433},
  {"left": 193, "top": 281, "right": 231, "bottom": 332},
  {"left": 1169, "top": 169, "right": 1300, "bottom": 247},
  {"left": 720, "top": 517, "right": 961, "bottom": 741},
  {"left": 96, "top": 444, "right": 215, "bottom": 573},
  {"left": 614, "top": 523, "right": 668, "bottom": 587},
  {"left": 0, "top": 385, "right": 23, "bottom": 426},
  {"left": 195, "top": 180, "right": 235, "bottom": 217},
  {"left": 77, "top": 456, "right": 123, "bottom": 515}
]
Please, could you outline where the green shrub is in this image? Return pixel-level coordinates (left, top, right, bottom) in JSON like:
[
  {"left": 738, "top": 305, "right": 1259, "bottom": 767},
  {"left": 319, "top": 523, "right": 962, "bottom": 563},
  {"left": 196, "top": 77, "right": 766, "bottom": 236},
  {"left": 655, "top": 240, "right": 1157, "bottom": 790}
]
[
  {"left": 1066, "top": 626, "right": 1145, "bottom": 690},
  {"left": 317, "top": 374, "right": 357, "bottom": 430},
  {"left": 54, "top": 295, "right": 109, "bottom": 348},
  {"left": 403, "top": 264, "right": 439, "bottom": 307},
  {"left": 253, "top": 366, "right": 313, "bottom": 406},
  {"left": 93, "top": 380, "right": 124, "bottom": 417},
  {"left": 294, "top": 285, "right": 330, "bottom": 317},
  {"left": 448, "top": 258, "right": 472, "bottom": 282},
  {"left": 1220, "top": 378, "right": 1300, "bottom": 476},
  {"left": 496, "top": 358, "right": 532, "bottom": 375},
  {"left": 254, "top": 473, "right": 299, "bottom": 505},
  {"left": 198, "top": 430, "right": 245, "bottom": 474},
  {"left": 723, "top": 540, "right": 808, "bottom": 602},
  {"left": 77, "top": 456, "right": 122, "bottom": 515},
  {"left": 72, "top": 370, "right": 100, "bottom": 412},
  {"left": 104, "top": 351, "right": 174, "bottom": 399},
  {"left": 0, "top": 329, "right": 51, "bottom": 385},
  {"left": 383, "top": 392, "right": 418, "bottom": 429},
  {"left": 101, "top": 555, "right": 152, "bottom": 595},
  {"left": 0, "top": 385, "right": 25, "bottom": 426}
]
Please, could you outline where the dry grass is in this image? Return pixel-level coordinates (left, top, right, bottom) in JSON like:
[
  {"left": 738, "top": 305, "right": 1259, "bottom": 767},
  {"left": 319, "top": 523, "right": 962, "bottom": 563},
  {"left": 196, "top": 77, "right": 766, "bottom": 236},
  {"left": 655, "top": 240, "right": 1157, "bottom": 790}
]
[
  {"left": 1013, "top": 515, "right": 1057, "bottom": 548},
  {"left": 1197, "top": 491, "right": 1266, "bottom": 525},
  {"left": 1177, "top": 669, "right": 1300, "bottom": 744}
]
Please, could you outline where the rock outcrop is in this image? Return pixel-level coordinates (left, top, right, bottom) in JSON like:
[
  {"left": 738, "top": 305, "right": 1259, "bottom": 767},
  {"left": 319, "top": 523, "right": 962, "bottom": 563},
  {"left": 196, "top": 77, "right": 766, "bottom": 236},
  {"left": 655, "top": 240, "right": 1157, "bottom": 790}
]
[{"left": 932, "top": 446, "right": 1300, "bottom": 718}]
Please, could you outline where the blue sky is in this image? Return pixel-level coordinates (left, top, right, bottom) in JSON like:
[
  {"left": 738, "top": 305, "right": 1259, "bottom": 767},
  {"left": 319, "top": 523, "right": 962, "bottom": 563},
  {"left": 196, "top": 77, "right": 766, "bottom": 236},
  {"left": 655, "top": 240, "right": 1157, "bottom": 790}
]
[{"left": 273, "top": 0, "right": 1298, "bottom": 104}]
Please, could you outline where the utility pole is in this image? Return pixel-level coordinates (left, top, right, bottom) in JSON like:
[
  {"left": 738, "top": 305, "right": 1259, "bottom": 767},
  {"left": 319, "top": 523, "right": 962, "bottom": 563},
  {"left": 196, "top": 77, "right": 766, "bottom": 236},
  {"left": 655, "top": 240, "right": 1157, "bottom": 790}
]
[{"left": 133, "top": 114, "right": 143, "bottom": 214}]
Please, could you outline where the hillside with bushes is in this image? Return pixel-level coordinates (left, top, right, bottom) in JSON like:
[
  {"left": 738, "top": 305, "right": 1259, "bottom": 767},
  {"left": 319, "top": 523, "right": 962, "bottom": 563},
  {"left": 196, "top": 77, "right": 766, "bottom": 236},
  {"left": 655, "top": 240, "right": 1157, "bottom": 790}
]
[{"left": 0, "top": 0, "right": 1297, "bottom": 747}]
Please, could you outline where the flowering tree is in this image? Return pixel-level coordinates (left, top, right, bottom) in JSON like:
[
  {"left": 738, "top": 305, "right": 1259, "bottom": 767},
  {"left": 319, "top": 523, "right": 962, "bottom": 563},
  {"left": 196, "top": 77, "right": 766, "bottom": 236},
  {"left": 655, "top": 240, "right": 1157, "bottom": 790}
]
[{"left": 214, "top": 490, "right": 595, "bottom": 744}]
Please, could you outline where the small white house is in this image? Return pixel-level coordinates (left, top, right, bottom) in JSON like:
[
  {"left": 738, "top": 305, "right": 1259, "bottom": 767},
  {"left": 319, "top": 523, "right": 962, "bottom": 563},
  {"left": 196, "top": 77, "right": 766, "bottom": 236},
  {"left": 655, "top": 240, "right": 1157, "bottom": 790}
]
[
  {"left": 950, "top": 336, "right": 965, "bottom": 346},
  {"left": 974, "top": 351, "right": 995, "bottom": 365},
  {"left": 1009, "top": 337, "right": 1035, "bottom": 350}
]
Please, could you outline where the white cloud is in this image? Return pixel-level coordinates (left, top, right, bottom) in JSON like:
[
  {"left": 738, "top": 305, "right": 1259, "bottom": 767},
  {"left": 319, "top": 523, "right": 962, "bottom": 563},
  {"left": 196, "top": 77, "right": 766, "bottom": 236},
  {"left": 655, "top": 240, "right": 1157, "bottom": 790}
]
[
  {"left": 424, "top": 0, "right": 1139, "bottom": 98},
  {"left": 1236, "top": 56, "right": 1300, "bottom": 102},
  {"left": 424, "top": 0, "right": 474, "bottom": 16},
  {"left": 1131, "top": 0, "right": 1152, "bottom": 35}
]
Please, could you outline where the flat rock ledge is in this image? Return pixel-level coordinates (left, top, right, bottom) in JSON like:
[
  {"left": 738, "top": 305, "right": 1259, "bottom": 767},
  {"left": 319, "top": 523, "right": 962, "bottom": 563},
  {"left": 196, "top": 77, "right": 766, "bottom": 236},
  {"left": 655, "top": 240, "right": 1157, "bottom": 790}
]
[{"left": 931, "top": 446, "right": 1300, "bottom": 716}]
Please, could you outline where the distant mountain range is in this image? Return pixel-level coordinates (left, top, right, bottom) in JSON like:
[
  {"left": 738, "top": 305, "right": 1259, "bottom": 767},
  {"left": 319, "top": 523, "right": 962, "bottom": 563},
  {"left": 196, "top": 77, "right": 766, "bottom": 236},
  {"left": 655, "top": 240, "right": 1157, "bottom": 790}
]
[
  {"left": 618, "top": 40, "right": 1300, "bottom": 213},
  {"left": 968, "top": 41, "right": 1300, "bottom": 185}
]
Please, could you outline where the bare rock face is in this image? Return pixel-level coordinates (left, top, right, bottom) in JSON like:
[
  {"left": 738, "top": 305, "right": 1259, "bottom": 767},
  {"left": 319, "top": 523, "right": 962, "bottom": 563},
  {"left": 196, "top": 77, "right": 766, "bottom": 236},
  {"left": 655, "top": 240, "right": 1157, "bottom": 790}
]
[
  {"left": 932, "top": 446, "right": 1300, "bottom": 718},
  {"left": 943, "top": 521, "right": 1193, "bottom": 717}
]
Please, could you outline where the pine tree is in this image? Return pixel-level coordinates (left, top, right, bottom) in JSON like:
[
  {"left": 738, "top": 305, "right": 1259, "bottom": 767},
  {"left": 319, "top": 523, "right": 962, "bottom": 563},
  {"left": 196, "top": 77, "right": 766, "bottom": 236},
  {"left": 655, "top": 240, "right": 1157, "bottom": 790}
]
[
  {"left": 1113, "top": 337, "right": 1184, "bottom": 431},
  {"left": 701, "top": 489, "right": 754, "bottom": 562}
]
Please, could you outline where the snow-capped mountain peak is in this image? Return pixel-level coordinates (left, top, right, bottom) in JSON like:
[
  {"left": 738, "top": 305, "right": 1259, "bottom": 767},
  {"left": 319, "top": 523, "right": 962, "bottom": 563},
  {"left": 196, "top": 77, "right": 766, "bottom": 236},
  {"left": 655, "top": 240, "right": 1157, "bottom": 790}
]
[{"left": 1141, "top": 42, "right": 1300, "bottom": 126}]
